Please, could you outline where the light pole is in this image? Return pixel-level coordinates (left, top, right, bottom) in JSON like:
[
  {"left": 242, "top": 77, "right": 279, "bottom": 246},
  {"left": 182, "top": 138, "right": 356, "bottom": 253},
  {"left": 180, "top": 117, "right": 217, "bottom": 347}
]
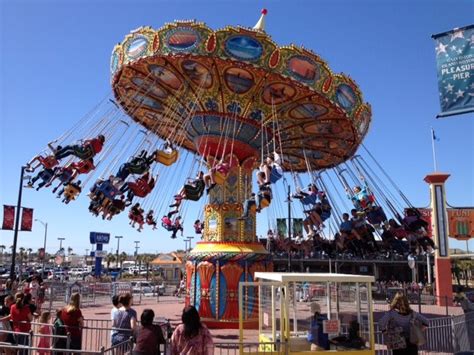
[
  {"left": 35, "top": 219, "right": 48, "bottom": 273},
  {"left": 134, "top": 241, "right": 140, "bottom": 267},
  {"left": 286, "top": 184, "right": 292, "bottom": 272},
  {"left": 10, "top": 166, "right": 28, "bottom": 280},
  {"left": 184, "top": 236, "right": 194, "bottom": 253},
  {"left": 58, "top": 237, "right": 65, "bottom": 251},
  {"left": 115, "top": 236, "right": 123, "bottom": 268}
]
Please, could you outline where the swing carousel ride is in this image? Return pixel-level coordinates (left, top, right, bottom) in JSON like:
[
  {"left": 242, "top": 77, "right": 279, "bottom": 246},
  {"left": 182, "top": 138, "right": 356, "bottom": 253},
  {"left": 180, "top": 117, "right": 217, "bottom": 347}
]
[{"left": 26, "top": 11, "right": 429, "bottom": 328}]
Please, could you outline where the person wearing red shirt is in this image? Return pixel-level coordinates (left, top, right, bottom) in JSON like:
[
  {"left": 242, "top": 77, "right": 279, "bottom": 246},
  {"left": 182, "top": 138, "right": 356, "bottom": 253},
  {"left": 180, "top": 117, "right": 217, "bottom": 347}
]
[
  {"left": 9, "top": 293, "right": 33, "bottom": 353},
  {"left": 55, "top": 135, "right": 105, "bottom": 160},
  {"left": 60, "top": 293, "right": 84, "bottom": 350}
]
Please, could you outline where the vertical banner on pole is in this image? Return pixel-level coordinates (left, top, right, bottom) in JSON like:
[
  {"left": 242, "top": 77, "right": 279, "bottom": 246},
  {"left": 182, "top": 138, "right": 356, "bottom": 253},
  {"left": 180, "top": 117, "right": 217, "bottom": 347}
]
[
  {"left": 2, "top": 205, "right": 15, "bottom": 230},
  {"left": 276, "top": 218, "right": 287, "bottom": 238},
  {"left": 20, "top": 208, "right": 34, "bottom": 231},
  {"left": 292, "top": 218, "right": 303, "bottom": 235},
  {"left": 432, "top": 24, "right": 474, "bottom": 118}
]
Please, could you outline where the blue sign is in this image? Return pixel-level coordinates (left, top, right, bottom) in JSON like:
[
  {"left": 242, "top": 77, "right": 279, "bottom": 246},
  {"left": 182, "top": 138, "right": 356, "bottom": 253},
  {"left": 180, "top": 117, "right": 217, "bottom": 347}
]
[
  {"left": 90, "top": 232, "right": 110, "bottom": 244},
  {"left": 433, "top": 24, "right": 474, "bottom": 118}
]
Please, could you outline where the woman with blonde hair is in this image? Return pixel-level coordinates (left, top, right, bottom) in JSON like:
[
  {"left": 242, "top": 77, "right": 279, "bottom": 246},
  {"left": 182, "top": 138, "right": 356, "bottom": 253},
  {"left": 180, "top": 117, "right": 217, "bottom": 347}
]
[
  {"left": 59, "top": 293, "right": 84, "bottom": 350},
  {"left": 379, "top": 292, "right": 428, "bottom": 354}
]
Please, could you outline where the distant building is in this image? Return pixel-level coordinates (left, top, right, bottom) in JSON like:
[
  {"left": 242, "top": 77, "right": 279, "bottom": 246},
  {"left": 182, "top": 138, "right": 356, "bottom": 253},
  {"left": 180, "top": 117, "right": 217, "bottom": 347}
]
[{"left": 151, "top": 252, "right": 184, "bottom": 284}]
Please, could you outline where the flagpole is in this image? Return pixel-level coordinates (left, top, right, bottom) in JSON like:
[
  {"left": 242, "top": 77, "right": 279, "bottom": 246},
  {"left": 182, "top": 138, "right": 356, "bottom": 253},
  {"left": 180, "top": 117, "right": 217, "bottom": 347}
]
[{"left": 431, "top": 127, "right": 438, "bottom": 172}]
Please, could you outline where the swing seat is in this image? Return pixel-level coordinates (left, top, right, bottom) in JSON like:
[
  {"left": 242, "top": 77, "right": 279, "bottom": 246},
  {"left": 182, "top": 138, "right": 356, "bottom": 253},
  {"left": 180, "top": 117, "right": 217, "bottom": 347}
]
[
  {"left": 156, "top": 149, "right": 179, "bottom": 166},
  {"left": 214, "top": 171, "right": 227, "bottom": 185},
  {"left": 321, "top": 211, "right": 331, "bottom": 221},
  {"left": 184, "top": 184, "right": 204, "bottom": 201},
  {"left": 301, "top": 194, "right": 317, "bottom": 205},
  {"left": 269, "top": 167, "right": 283, "bottom": 184},
  {"left": 64, "top": 185, "right": 81, "bottom": 201},
  {"left": 260, "top": 197, "right": 270, "bottom": 209}
]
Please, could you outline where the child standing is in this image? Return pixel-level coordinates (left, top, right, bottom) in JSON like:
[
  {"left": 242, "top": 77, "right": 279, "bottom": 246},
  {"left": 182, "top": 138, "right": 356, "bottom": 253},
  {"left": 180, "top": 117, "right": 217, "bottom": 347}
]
[{"left": 37, "top": 311, "right": 52, "bottom": 355}]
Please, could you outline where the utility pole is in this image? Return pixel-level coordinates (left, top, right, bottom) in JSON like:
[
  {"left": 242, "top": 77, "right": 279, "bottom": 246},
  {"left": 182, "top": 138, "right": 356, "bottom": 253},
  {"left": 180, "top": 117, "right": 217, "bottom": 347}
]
[
  {"left": 10, "top": 166, "right": 27, "bottom": 280},
  {"left": 115, "top": 236, "right": 123, "bottom": 268},
  {"left": 287, "top": 184, "right": 292, "bottom": 272}
]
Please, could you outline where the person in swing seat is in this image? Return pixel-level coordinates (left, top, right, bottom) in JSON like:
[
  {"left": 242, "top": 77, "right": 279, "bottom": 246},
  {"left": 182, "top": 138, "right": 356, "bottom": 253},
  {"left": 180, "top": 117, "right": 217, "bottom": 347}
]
[
  {"left": 123, "top": 172, "right": 156, "bottom": 201},
  {"left": 25, "top": 166, "right": 56, "bottom": 191},
  {"left": 169, "top": 216, "right": 184, "bottom": 239},
  {"left": 203, "top": 161, "right": 230, "bottom": 194},
  {"left": 256, "top": 185, "right": 272, "bottom": 212},
  {"left": 116, "top": 150, "right": 157, "bottom": 181},
  {"left": 50, "top": 165, "right": 75, "bottom": 192},
  {"left": 303, "top": 204, "right": 325, "bottom": 237},
  {"left": 146, "top": 210, "right": 157, "bottom": 230},
  {"left": 168, "top": 171, "right": 205, "bottom": 216},
  {"left": 161, "top": 215, "right": 173, "bottom": 230},
  {"left": 129, "top": 203, "right": 145, "bottom": 232},
  {"left": 26, "top": 152, "right": 59, "bottom": 173},
  {"left": 193, "top": 219, "right": 204, "bottom": 234},
  {"left": 60, "top": 180, "right": 82, "bottom": 204},
  {"left": 54, "top": 134, "right": 105, "bottom": 160},
  {"left": 257, "top": 152, "right": 282, "bottom": 186},
  {"left": 239, "top": 193, "right": 256, "bottom": 219},
  {"left": 346, "top": 178, "right": 375, "bottom": 211},
  {"left": 293, "top": 183, "right": 318, "bottom": 203},
  {"left": 103, "top": 195, "right": 129, "bottom": 220}
]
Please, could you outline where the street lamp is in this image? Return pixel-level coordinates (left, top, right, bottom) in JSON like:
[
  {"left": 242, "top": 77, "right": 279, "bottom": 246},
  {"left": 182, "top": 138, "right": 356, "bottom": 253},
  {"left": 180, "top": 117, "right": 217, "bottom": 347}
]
[
  {"left": 134, "top": 241, "right": 140, "bottom": 267},
  {"left": 115, "top": 236, "right": 123, "bottom": 268},
  {"left": 185, "top": 237, "right": 194, "bottom": 252},
  {"left": 34, "top": 219, "right": 48, "bottom": 274},
  {"left": 58, "top": 237, "right": 65, "bottom": 251},
  {"left": 10, "top": 166, "right": 29, "bottom": 280}
]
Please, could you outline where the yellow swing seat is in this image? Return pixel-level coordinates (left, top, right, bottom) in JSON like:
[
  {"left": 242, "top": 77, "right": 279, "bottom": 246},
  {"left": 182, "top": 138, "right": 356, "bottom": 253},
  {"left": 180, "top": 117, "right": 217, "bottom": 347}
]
[
  {"left": 64, "top": 185, "right": 81, "bottom": 201},
  {"left": 250, "top": 197, "right": 270, "bottom": 213},
  {"left": 214, "top": 171, "right": 227, "bottom": 185},
  {"left": 156, "top": 149, "right": 179, "bottom": 166}
]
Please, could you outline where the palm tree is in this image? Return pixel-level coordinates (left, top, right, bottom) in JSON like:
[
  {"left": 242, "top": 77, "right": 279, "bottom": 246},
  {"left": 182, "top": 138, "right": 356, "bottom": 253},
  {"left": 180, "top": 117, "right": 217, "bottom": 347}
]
[
  {"left": 143, "top": 255, "right": 155, "bottom": 281},
  {"left": 119, "top": 252, "right": 128, "bottom": 268},
  {"left": 105, "top": 253, "right": 116, "bottom": 269}
]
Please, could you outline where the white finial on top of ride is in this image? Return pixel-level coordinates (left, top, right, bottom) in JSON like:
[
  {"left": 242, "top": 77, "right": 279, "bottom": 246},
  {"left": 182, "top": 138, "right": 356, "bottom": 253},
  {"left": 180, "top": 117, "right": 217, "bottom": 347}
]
[{"left": 253, "top": 8, "right": 267, "bottom": 31}]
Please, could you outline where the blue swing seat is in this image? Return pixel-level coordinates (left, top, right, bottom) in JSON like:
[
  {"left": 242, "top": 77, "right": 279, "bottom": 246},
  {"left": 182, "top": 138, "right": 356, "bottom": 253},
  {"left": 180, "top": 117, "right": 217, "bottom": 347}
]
[{"left": 270, "top": 168, "right": 283, "bottom": 183}]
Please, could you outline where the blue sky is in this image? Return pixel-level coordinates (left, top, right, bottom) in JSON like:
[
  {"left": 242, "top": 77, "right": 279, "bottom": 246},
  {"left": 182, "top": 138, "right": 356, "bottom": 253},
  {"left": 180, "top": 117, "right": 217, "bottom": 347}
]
[{"left": 1, "top": 0, "right": 473, "bottom": 255}]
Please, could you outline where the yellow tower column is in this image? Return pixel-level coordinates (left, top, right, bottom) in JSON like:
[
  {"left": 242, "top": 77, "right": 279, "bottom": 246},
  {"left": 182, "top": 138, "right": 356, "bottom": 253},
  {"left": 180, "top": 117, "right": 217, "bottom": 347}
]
[{"left": 186, "top": 157, "right": 271, "bottom": 328}]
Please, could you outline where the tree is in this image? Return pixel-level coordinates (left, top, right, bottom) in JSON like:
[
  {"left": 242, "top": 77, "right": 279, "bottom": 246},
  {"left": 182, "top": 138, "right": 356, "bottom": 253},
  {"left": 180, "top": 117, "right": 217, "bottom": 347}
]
[
  {"left": 67, "top": 247, "right": 73, "bottom": 256},
  {"left": 143, "top": 255, "right": 155, "bottom": 281},
  {"left": 105, "top": 253, "right": 116, "bottom": 269},
  {"left": 119, "top": 252, "right": 128, "bottom": 268}
]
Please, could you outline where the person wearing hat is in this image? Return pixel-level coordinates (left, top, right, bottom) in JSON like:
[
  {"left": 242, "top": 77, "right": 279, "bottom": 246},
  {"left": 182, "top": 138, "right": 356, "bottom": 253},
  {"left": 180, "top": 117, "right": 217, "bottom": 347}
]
[{"left": 307, "top": 302, "right": 329, "bottom": 350}]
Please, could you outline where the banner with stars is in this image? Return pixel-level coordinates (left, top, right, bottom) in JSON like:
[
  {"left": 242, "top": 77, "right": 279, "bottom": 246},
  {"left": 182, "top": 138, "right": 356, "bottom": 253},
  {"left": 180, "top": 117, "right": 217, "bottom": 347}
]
[{"left": 432, "top": 24, "right": 474, "bottom": 118}]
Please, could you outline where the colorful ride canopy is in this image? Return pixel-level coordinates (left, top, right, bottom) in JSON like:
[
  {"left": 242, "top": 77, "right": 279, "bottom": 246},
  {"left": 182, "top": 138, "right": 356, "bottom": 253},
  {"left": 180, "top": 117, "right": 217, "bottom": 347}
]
[{"left": 111, "top": 19, "right": 372, "bottom": 172}]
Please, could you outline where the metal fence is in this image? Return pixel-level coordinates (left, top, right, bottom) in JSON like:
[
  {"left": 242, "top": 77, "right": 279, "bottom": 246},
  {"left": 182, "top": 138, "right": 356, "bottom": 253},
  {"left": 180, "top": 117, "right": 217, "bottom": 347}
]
[{"left": 3, "top": 311, "right": 473, "bottom": 354}]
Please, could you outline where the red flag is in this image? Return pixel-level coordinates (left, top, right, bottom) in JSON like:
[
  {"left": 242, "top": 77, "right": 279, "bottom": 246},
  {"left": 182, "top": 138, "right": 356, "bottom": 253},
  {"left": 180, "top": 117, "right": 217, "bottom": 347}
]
[
  {"left": 2, "top": 205, "right": 15, "bottom": 230},
  {"left": 20, "top": 208, "right": 33, "bottom": 231}
]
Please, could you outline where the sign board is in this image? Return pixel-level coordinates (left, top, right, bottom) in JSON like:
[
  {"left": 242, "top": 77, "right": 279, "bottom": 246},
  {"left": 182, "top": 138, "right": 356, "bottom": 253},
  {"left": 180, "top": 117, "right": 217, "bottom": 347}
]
[
  {"left": 94, "top": 250, "right": 107, "bottom": 258},
  {"left": 90, "top": 232, "right": 110, "bottom": 244},
  {"left": 323, "top": 319, "right": 340, "bottom": 335},
  {"left": 448, "top": 208, "right": 474, "bottom": 240},
  {"left": 413, "top": 207, "right": 474, "bottom": 241}
]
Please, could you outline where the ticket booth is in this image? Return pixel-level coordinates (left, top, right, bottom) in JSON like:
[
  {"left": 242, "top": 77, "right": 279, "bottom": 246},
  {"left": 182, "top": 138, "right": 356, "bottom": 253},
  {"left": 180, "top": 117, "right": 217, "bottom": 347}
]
[{"left": 239, "top": 272, "right": 375, "bottom": 354}]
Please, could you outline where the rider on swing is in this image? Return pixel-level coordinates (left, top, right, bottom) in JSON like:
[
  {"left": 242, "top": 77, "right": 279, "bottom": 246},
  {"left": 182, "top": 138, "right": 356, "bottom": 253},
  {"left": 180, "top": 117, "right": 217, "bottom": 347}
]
[{"left": 54, "top": 135, "right": 105, "bottom": 161}]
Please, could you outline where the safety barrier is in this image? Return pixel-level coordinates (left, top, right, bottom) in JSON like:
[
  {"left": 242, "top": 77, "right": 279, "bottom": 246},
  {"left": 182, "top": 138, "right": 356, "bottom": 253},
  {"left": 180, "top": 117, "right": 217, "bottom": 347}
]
[{"left": 4, "top": 313, "right": 473, "bottom": 354}]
